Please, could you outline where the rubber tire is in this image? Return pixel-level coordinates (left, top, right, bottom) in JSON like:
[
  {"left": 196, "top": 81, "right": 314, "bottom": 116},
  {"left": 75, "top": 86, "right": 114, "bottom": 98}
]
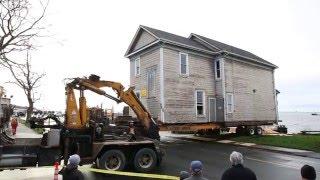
[
  {"left": 133, "top": 148, "right": 157, "bottom": 173},
  {"left": 236, "top": 126, "right": 246, "bottom": 135},
  {"left": 255, "top": 127, "right": 263, "bottom": 135},
  {"left": 247, "top": 127, "right": 255, "bottom": 136},
  {"left": 99, "top": 150, "right": 126, "bottom": 171}
]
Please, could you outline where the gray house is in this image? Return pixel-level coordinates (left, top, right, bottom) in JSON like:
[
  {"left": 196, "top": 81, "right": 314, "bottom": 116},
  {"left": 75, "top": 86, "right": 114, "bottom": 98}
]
[{"left": 125, "top": 25, "right": 278, "bottom": 126}]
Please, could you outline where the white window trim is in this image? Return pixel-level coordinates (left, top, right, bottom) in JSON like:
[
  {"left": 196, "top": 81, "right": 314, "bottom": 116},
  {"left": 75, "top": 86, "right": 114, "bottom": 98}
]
[
  {"left": 135, "top": 90, "right": 141, "bottom": 100},
  {"left": 134, "top": 57, "right": 140, "bottom": 76},
  {"left": 179, "top": 52, "right": 189, "bottom": 76},
  {"left": 195, "top": 90, "right": 206, "bottom": 116},
  {"left": 226, "top": 93, "right": 234, "bottom": 113},
  {"left": 215, "top": 59, "right": 221, "bottom": 79}
]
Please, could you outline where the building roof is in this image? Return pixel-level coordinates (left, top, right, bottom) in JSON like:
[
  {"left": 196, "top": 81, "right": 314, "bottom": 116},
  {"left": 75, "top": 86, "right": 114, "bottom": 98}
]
[
  {"left": 126, "top": 25, "right": 277, "bottom": 68},
  {"left": 190, "top": 34, "right": 277, "bottom": 68},
  {"left": 140, "top": 26, "right": 211, "bottom": 52}
]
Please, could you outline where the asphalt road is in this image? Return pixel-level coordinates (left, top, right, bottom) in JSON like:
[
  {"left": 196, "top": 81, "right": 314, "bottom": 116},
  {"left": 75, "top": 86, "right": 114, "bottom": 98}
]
[{"left": 88, "top": 136, "right": 320, "bottom": 180}]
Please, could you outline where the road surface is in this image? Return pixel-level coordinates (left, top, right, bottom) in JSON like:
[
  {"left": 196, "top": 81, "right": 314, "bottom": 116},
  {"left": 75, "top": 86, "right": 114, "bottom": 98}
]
[
  {"left": 1, "top": 132, "right": 319, "bottom": 179},
  {"left": 89, "top": 135, "right": 320, "bottom": 180}
]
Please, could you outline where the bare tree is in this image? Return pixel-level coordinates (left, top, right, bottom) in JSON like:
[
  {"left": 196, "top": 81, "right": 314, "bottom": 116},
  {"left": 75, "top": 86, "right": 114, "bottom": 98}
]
[
  {"left": 0, "top": 0, "right": 48, "bottom": 62},
  {"left": 1, "top": 52, "right": 45, "bottom": 121}
]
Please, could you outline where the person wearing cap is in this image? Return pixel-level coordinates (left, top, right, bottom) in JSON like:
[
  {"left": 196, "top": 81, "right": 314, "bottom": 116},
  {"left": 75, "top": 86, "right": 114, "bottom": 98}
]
[
  {"left": 221, "top": 151, "right": 257, "bottom": 180},
  {"left": 59, "top": 154, "right": 84, "bottom": 180},
  {"left": 301, "top": 164, "right": 316, "bottom": 180},
  {"left": 185, "top": 160, "right": 209, "bottom": 180}
]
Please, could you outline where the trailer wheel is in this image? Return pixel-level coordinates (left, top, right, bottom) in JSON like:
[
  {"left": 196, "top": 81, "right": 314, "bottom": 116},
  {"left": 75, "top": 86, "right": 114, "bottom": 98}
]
[
  {"left": 236, "top": 126, "right": 245, "bottom": 135},
  {"left": 255, "top": 127, "right": 263, "bottom": 135},
  {"left": 99, "top": 150, "right": 126, "bottom": 171},
  {"left": 133, "top": 148, "right": 157, "bottom": 172},
  {"left": 247, "top": 127, "right": 255, "bottom": 136}
]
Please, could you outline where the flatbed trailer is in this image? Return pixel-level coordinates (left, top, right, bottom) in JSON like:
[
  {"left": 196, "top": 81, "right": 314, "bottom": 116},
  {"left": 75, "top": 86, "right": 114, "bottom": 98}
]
[
  {"left": 0, "top": 129, "right": 163, "bottom": 172},
  {"left": 159, "top": 120, "right": 276, "bottom": 135}
]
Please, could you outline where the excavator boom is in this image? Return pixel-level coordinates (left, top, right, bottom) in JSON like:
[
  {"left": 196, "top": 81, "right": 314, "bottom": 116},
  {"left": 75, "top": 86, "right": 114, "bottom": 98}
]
[{"left": 65, "top": 74, "right": 160, "bottom": 140}]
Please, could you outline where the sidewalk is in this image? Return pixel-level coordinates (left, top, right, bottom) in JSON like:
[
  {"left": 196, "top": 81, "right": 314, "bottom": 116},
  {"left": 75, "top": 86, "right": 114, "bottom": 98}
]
[
  {"left": 13, "top": 121, "right": 42, "bottom": 138},
  {"left": 0, "top": 166, "right": 62, "bottom": 180},
  {"left": 163, "top": 132, "right": 320, "bottom": 159}
]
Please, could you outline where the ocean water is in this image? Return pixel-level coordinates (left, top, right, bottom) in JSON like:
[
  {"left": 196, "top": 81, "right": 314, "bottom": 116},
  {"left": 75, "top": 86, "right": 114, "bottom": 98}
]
[{"left": 279, "top": 112, "right": 320, "bottom": 133}]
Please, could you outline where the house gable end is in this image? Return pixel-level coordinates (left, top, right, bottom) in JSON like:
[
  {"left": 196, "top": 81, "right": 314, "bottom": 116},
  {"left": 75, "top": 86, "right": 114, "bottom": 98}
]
[{"left": 125, "top": 26, "right": 159, "bottom": 57}]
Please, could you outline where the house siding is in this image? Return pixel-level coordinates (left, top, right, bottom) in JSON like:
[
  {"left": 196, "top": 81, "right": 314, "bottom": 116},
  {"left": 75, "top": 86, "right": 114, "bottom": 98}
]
[
  {"left": 130, "top": 48, "right": 161, "bottom": 119},
  {"left": 133, "top": 31, "right": 157, "bottom": 51},
  {"left": 223, "top": 58, "right": 276, "bottom": 122},
  {"left": 162, "top": 46, "right": 216, "bottom": 123}
]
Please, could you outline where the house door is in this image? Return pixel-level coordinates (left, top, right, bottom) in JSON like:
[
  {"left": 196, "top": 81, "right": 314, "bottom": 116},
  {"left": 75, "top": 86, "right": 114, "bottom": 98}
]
[
  {"left": 208, "top": 98, "right": 216, "bottom": 122},
  {"left": 147, "top": 67, "right": 156, "bottom": 98}
]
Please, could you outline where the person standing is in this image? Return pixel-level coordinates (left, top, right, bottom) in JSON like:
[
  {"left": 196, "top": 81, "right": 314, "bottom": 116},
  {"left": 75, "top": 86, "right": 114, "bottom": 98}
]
[
  {"left": 10, "top": 117, "right": 18, "bottom": 135},
  {"left": 301, "top": 164, "right": 316, "bottom": 180},
  {"left": 185, "top": 160, "right": 209, "bottom": 180},
  {"left": 59, "top": 154, "right": 84, "bottom": 180},
  {"left": 221, "top": 151, "right": 257, "bottom": 180}
]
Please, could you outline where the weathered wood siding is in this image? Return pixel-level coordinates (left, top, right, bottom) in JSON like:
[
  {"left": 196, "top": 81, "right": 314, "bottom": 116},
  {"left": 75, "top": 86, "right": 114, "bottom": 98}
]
[
  {"left": 224, "top": 58, "right": 276, "bottom": 122},
  {"left": 163, "top": 46, "right": 216, "bottom": 123},
  {"left": 129, "top": 48, "right": 161, "bottom": 119},
  {"left": 132, "top": 30, "right": 157, "bottom": 51}
]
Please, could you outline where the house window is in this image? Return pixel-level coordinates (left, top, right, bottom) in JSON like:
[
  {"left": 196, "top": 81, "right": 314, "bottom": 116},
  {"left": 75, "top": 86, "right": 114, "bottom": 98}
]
[
  {"left": 135, "top": 58, "right": 140, "bottom": 76},
  {"left": 179, "top": 53, "right": 189, "bottom": 75},
  {"left": 196, "top": 90, "right": 205, "bottom": 116},
  {"left": 135, "top": 90, "right": 141, "bottom": 100},
  {"left": 215, "top": 59, "right": 221, "bottom": 79},
  {"left": 227, "top": 93, "right": 234, "bottom": 113}
]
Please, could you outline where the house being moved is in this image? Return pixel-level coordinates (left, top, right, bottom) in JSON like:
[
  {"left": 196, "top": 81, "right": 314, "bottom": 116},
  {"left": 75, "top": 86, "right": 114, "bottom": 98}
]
[{"left": 125, "top": 25, "right": 278, "bottom": 129}]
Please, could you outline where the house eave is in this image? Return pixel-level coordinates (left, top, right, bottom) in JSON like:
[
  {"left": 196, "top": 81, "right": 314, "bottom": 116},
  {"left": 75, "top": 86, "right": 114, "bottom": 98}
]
[
  {"left": 223, "top": 51, "right": 278, "bottom": 69},
  {"left": 125, "top": 40, "right": 160, "bottom": 58},
  {"left": 189, "top": 33, "right": 221, "bottom": 51},
  {"left": 160, "top": 38, "right": 219, "bottom": 56}
]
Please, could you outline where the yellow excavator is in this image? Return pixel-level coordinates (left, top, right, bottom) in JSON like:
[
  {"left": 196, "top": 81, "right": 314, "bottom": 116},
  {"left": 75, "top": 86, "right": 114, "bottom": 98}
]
[
  {"left": 0, "top": 74, "right": 162, "bottom": 172},
  {"left": 65, "top": 74, "right": 160, "bottom": 139}
]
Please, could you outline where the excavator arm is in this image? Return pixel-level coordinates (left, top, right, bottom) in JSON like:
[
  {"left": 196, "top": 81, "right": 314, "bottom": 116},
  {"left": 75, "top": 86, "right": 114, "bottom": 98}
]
[{"left": 66, "top": 74, "right": 160, "bottom": 140}]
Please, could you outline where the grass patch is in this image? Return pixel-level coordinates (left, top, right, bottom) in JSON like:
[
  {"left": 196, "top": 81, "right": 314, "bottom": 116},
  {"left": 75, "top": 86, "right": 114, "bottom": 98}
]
[{"left": 230, "top": 135, "right": 320, "bottom": 153}]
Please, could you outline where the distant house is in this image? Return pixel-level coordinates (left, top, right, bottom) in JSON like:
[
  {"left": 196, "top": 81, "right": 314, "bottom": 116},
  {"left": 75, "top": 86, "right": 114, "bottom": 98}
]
[{"left": 125, "top": 25, "right": 278, "bottom": 126}]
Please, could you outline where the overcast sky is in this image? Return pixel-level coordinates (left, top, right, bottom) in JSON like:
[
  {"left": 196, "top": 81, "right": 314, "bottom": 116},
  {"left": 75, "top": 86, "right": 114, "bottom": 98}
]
[{"left": 0, "top": 0, "right": 319, "bottom": 112}]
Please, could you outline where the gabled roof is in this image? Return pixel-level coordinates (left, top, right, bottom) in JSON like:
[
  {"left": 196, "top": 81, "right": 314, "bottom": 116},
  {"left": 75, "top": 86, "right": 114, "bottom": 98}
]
[
  {"left": 125, "top": 25, "right": 213, "bottom": 57},
  {"left": 141, "top": 26, "right": 211, "bottom": 51},
  {"left": 125, "top": 25, "right": 277, "bottom": 68},
  {"left": 190, "top": 33, "right": 277, "bottom": 68}
]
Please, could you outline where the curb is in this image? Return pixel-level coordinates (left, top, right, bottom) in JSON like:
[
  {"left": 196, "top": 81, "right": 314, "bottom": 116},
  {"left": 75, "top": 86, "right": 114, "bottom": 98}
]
[
  {"left": 217, "top": 140, "right": 320, "bottom": 160},
  {"left": 168, "top": 135, "right": 320, "bottom": 160}
]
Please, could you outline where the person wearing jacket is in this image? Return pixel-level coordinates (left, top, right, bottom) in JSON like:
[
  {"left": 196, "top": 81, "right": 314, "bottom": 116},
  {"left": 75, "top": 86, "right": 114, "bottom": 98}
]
[
  {"left": 185, "top": 160, "right": 209, "bottom": 180},
  {"left": 221, "top": 151, "right": 257, "bottom": 180},
  {"left": 59, "top": 154, "right": 84, "bottom": 180}
]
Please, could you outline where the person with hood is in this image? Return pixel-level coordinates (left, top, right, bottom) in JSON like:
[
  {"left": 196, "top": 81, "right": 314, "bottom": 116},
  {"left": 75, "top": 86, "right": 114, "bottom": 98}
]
[
  {"left": 59, "top": 154, "right": 84, "bottom": 180},
  {"left": 301, "top": 164, "right": 316, "bottom": 180},
  {"left": 185, "top": 160, "right": 209, "bottom": 180},
  {"left": 221, "top": 151, "right": 257, "bottom": 180},
  {"left": 10, "top": 117, "right": 18, "bottom": 135}
]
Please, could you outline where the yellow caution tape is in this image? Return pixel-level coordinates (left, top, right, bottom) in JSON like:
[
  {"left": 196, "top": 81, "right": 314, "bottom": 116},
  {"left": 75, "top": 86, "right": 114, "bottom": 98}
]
[{"left": 84, "top": 167, "right": 179, "bottom": 180}]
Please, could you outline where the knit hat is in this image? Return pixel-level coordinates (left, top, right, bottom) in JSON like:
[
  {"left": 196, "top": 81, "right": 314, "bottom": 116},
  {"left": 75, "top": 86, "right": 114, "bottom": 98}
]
[{"left": 68, "top": 154, "right": 81, "bottom": 167}]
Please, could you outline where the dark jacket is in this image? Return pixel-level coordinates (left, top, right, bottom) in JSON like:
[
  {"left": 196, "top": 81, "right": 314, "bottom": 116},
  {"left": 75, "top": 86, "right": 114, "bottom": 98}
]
[
  {"left": 221, "top": 164, "right": 257, "bottom": 180},
  {"left": 59, "top": 164, "right": 84, "bottom": 180},
  {"left": 185, "top": 174, "right": 209, "bottom": 180}
]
